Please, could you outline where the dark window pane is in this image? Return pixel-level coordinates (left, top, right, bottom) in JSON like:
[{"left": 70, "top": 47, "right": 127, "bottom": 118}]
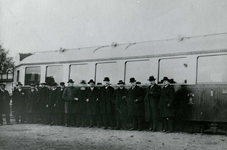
[
  {"left": 159, "top": 58, "right": 187, "bottom": 83},
  {"left": 70, "top": 64, "right": 92, "bottom": 84},
  {"left": 46, "top": 66, "right": 63, "bottom": 84},
  {"left": 198, "top": 55, "right": 227, "bottom": 83},
  {"left": 125, "top": 60, "right": 150, "bottom": 84},
  {"left": 96, "top": 63, "right": 118, "bottom": 84},
  {"left": 25, "top": 67, "right": 41, "bottom": 85}
]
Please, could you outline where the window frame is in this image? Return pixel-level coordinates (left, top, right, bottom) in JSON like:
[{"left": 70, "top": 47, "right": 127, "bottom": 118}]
[
  {"left": 158, "top": 57, "right": 187, "bottom": 84},
  {"left": 45, "top": 65, "right": 63, "bottom": 84},
  {"left": 24, "top": 66, "right": 41, "bottom": 85}
]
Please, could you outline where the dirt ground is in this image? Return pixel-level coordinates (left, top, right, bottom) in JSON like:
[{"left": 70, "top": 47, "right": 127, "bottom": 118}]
[{"left": 0, "top": 121, "right": 227, "bottom": 150}]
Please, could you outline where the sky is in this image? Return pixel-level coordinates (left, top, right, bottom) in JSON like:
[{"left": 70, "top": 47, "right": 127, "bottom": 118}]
[{"left": 1, "top": 0, "right": 227, "bottom": 57}]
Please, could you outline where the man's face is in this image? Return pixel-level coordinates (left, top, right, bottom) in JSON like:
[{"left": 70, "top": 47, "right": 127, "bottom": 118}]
[
  {"left": 60, "top": 85, "right": 65, "bottom": 89},
  {"left": 0, "top": 85, "right": 5, "bottom": 90},
  {"left": 163, "top": 80, "right": 169, "bottom": 86},
  {"left": 104, "top": 81, "right": 109, "bottom": 86},
  {"left": 131, "top": 82, "right": 136, "bottom": 86},
  {"left": 119, "top": 84, "right": 124, "bottom": 88},
  {"left": 89, "top": 83, "right": 95, "bottom": 87},
  {"left": 68, "top": 83, "right": 74, "bottom": 87},
  {"left": 149, "top": 80, "right": 155, "bottom": 85}
]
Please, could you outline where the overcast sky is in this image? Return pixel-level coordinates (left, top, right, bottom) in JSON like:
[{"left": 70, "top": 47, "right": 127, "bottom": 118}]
[{"left": 1, "top": 0, "right": 227, "bottom": 57}]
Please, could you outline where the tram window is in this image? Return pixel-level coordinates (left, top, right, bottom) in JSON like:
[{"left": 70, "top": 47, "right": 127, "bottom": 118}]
[
  {"left": 197, "top": 55, "right": 227, "bottom": 83},
  {"left": 125, "top": 60, "right": 150, "bottom": 84},
  {"left": 95, "top": 62, "right": 118, "bottom": 84},
  {"left": 25, "top": 67, "right": 41, "bottom": 85},
  {"left": 70, "top": 64, "right": 92, "bottom": 84},
  {"left": 46, "top": 66, "right": 63, "bottom": 84},
  {"left": 159, "top": 58, "right": 187, "bottom": 83}
]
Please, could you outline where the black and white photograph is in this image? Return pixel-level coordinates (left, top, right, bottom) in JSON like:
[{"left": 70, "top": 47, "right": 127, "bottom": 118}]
[{"left": 1, "top": 0, "right": 227, "bottom": 149}]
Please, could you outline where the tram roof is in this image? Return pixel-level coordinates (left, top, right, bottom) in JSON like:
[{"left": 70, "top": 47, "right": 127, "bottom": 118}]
[{"left": 17, "top": 33, "right": 227, "bottom": 66}]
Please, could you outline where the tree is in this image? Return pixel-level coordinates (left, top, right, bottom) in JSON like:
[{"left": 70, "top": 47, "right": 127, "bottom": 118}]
[{"left": 0, "top": 45, "right": 14, "bottom": 74}]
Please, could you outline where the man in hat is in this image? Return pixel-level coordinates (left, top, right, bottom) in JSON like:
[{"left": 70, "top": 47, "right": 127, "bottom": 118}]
[
  {"left": 38, "top": 82, "right": 50, "bottom": 124},
  {"left": 62, "top": 79, "right": 75, "bottom": 126},
  {"left": 0, "top": 83, "right": 12, "bottom": 125},
  {"left": 112, "top": 80, "right": 128, "bottom": 130},
  {"left": 48, "top": 82, "right": 61, "bottom": 125},
  {"left": 144, "top": 76, "right": 161, "bottom": 131},
  {"left": 72, "top": 80, "right": 87, "bottom": 127},
  {"left": 72, "top": 80, "right": 88, "bottom": 127},
  {"left": 128, "top": 78, "right": 144, "bottom": 131},
  {"left": 57, "top": 82, "right": 66, "bottom": 125},
  {"left": 86, "top": 79, "right": 99, "bottom": 127},
  {"left": 12, "top": 82, "right": 26, "bottom": 124},
  {"left": 159, "top": 77, "right": 175, "bottom": 132},
  {"left": 99, "top": 77, "right": 115, "bottom": 129},
  {"left": 26, "top": 83, "right": 39, "bottom": 123}
]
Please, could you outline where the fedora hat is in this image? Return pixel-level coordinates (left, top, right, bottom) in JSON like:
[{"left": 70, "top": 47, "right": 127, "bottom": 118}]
[
  {"left": 88, "top": 79, "right": 95, "bottom": 84},
  {"left": 103, "top": 77, "right": 110, "bottom": 82},
  {"left": 16, "top": 82, "right": 23, "bottom": 86},
  {"left": 129, "top": 77, "right": 136, "bottom": 83},
  {"left": 148, "top": 76, "right": 156, "bottom": 81},
  {"left": 117, "top": 80, "right": 125, "bottom": 85},
  {"left": 67, "top": 79, "right": 74, "bottom": 83},
  {"left": 80, "top": 80, "right": 87, "bottom": 84},
  {"left": 60, "top": 82, "right": 65, "bottom": 86},
  {"left": 51, "top": 82, "right": 58, "bottom": 86},
  {"left": 0, "top": 82, "right": 6, "bottom": 86}
]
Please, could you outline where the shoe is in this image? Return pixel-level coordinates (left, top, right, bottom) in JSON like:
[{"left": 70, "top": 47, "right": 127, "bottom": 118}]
[
  {"left": 115, "top": 127, "right": 120, "bottom": 130},
  {"left": 7, "top": 123, "right": 13, "bottom": 125},
  {"left": 110, "top": 127, "right": 114, "bottom": 130},
  {"left": 89, "top": 126, "right": 93, "bottom": 128},
  {"left": 130, "top": 128, "right": 137, "bottom": 131},
  {"left": 148, "top": 128, "right": 153, "bottom": 131},
  {"left": 97, "top": 125, "right": 101, "bottom": 128},
  {"left": 162, "top": 129, "right": 166, "bottom": 132},
  {"left": 103, "top": 127, "right": 108, "bottom": 129}
]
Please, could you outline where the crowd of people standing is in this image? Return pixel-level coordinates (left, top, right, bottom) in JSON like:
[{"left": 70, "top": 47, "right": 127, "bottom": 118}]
[{"left": 0, "top": 76, "right": 176, "bottom": 132}]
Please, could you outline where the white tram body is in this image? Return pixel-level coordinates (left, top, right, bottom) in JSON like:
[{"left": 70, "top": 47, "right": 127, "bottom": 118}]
[{"left": 14, "top": 33, "right": 227, "bottom": 87}]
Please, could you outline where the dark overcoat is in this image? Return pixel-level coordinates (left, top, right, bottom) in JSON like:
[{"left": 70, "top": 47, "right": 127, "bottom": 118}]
[
  {"left": 0, "top": 90, "right": 11, "bottom": 114},
  {"left": 128, "top": 85, "right": 144, "bottom": 117},
  {"left": 49, "top": 88, "right": 61, "bottom": 113},
  {"left": 62, "top": 86, "right": 75, "bottom": 113},
  {"left": 159, "top": 85, "right": 175, "bottom": 118},
  {"left": 144, "top": 84, "right": 161, "bottom": 122},
  {"left": 38, "top": 87, "right": 49, "bottom": 113},
  {"left": 55, "top": 88, "right": 65, "bottom": 113},
  {"left": 26, "top": 90, "right": 39, "bottom": 113},
  {"left": 99, "top": 86, "right": 115, "bottom": 115},
  {"left": 112, "top": 87, "right": 128, "bottom": 121},
  {"left": 12, "top": 89, "right": 26, "bottom": 113},
  {"left": 86, "top": 87, "right": 99, "bottom": 115}
]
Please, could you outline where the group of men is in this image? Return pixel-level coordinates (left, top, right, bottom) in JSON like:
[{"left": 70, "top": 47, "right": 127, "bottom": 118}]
[{"left": 0, "top": 76, "right": 175, "bottom": 132}]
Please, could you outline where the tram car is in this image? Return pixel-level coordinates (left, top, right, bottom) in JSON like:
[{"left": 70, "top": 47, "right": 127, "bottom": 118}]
[{"left": 14, "top": 33, "right": 227, "bottom": 133}]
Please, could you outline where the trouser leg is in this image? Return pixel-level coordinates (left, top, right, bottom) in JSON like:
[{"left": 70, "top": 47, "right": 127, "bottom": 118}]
[
  {"left": 6, "top": 113, "right": 10, "bottom": 124},
  {"left": 162, "top": 117, "right": 167, "bottom": 131},
  {"left": 133, "top": 117, "right": 138, "bottom": 129},
  {"left": 15, "top": 112, "right": 19, "bottom": 123},
  {"left": 89, "top": 115, "right": 94, "bottom": 127},
  {"left": 167, "top": 118, "right": 173, "bottom": 132},
  {"left": 0, "top": 114, "right": 3, "bottom": 125},
  {"left": 138, "top": 117, "right": 142, "bottom": 131},
  {"left": 103, "top": 115, "right": 108, "bottom": 128}
]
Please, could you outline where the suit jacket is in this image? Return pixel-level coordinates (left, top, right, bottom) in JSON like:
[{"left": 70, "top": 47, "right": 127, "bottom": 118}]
[
  {"left": 128, "top": 85, "right": 144, "bottom": 117},
  {"left": 0, "top": 89, "right": 11, "bottom": 114},
  {"left": 49, "top": 88, "right": 61, "bottom": 113},
  {"left": 86, "top": 87, "right": 99, "bottom": 115},
  {"left": 112, "top": 87, "right": 128, "bottom": 120},
  {"left": 159, "top": 85, "right": 175, "bottom": 117},
  {"left": 144, "top": 84, "right": 160, "bottom": 122},
  {"left": 62, "top": 86, "right": 75, "bottom": 113},
  {"left": 12, "top": 89, "right": 26, "bottom": 112},
  {"left": 99, "top": 86, "right": 115, "bottom": 114},
  {"left": 26, "top": 90, "right": 39, "bottom": 113}
]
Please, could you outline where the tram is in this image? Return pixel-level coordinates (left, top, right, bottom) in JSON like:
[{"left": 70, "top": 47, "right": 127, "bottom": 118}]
[{"left": 14, "top": 33, "right": 227, "bottom": 133}]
